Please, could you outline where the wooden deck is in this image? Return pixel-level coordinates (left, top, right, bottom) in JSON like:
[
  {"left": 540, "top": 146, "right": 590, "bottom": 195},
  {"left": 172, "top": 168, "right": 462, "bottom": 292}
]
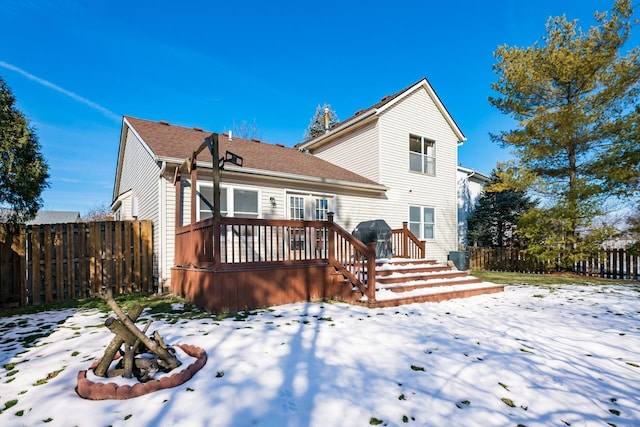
[{"left": 171, "top": 140, "right": 503, "bottom": 313}]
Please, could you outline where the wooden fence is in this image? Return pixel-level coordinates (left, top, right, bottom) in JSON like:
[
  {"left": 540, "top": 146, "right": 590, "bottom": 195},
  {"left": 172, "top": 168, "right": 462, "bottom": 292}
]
[
  {"left": 0, "top": 220, "right": 154, "bottom": 308},
  {"left": 469, "top": 247, "right": 640, "bottom": 281}
]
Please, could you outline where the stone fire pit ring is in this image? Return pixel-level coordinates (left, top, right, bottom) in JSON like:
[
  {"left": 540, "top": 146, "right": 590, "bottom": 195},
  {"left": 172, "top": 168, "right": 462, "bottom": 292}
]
[{"left": 76, "top": 344, "right": 207, "bottom": 400}]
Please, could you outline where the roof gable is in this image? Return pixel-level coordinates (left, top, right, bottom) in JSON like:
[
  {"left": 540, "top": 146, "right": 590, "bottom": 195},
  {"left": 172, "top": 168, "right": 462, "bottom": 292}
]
[
  {"left": 121, "top": 116, "right": 382, "bottom": 188},
  {"left": 297, "top": 78, "right": 465, "bottom": 150}
]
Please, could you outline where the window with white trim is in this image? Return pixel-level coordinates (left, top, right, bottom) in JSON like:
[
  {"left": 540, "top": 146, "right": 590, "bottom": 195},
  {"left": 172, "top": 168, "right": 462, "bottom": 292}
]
[
  {"left": 197, "top": 184, "right": 258, "bottom": 220},
  {"left": 287, "top": 192, "right": 334, "bottom": 252},
  {"left": 409, "top": 134, "right": 436, "bottom": 176},
  {"left": 409, "top": 205, "right": 435, "bottom": 239}
]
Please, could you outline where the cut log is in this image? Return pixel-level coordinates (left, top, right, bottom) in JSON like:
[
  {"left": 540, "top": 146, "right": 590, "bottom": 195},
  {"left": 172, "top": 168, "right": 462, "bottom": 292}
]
[
  {"left": 102, "top": 294, "right": 182, "bottom": 371},
  {"left": 94, "top": 302, "right": 143, "bottom": 377},
  {"left": 105, "top": 317, "right": 138, "bottom": 346},
  {"left": 124, "top": 320, "right": 152, "bottom": 379}
]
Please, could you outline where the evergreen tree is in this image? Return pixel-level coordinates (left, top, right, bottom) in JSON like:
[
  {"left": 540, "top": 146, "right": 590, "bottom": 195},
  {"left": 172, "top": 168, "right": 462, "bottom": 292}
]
[
  {"left": 625, "top": 209, "right": 640, "bottom": 255},
  {"left": 466, "top": 167, "right": 536, "bottom": 247},
  {"left": 303, "top": 103, "right": 339, "bottom": 140},
  {"left": 488, "top": 0, "right": 639, "bottom": 266},
  {"left": 0, "top": 76, "right": 49, "bottom": 224}
]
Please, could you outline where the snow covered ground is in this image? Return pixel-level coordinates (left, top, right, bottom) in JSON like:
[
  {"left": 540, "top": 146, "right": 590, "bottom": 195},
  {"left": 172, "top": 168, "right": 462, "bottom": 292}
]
[{"left": 0, "top": 283, "right": 639, "bottom": 427}]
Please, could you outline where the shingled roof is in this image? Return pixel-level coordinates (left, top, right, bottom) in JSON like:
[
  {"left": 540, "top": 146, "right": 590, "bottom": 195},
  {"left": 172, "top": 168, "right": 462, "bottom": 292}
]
[{"left": 123, "top": 116, "right": 382, "bottom": 187}]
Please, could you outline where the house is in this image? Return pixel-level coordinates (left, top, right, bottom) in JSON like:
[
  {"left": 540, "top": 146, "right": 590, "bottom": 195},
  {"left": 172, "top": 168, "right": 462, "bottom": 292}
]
[
  {"left": 296, "top": 78, "right": 466, "bottom": 259},
  {"left": 112, "top": 78, "right": 471, "bottom": 293},
  {"left": 112, "top": 118, "right": 388, "bottom": 291},
  {"left": 457, "top": 166, "right": 490, "bottom": 247},
  {"left": 25, "top": 211, "right": 81, "bottom": 225},
  {"left": 0, "top": 210, "right": 80, "bottom": 225}
]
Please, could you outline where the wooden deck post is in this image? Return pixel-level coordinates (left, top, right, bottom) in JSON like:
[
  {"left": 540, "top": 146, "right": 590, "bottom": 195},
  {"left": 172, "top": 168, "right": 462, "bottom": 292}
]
[
  {"left": 209, "top": 134, "right": 222, "bottom": 271},
  {"left": 173, "top": 167, "right": 182, "bottom": 230},
  {"left": 402, "top": 222, "right": 409, "bottom": 258},
  {"left": 367, "top": 242, "right": 376, "bottom": 301},
  {"left": 190, "top": 154, "right": 197, "bottom": 227},
  {"left": 327, "top": 212, "right": 335, "bottom": 265}
]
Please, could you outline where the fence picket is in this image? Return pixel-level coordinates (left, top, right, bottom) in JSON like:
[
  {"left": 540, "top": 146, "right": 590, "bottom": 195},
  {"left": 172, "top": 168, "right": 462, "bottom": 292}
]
[
  {"left": 469, "top": 247, "right": 639, "bottom": 281},
  {"left": 0, "top": 220, "right": 153, "bottom": 308}
]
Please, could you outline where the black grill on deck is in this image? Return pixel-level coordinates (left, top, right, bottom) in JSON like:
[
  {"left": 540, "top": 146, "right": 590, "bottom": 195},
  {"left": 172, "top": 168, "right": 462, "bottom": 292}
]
[{"left": 352, "top": 219, "right": 393, "bottom": 259}]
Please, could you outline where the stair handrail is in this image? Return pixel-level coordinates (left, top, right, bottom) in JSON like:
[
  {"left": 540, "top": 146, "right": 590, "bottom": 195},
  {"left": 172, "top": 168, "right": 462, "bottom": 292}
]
[
  {"left": 391, "top": 222, "right": 426, "bottom": 259},
  {"left": 327, "top": 213, "right": 376, "bottom": 301}
]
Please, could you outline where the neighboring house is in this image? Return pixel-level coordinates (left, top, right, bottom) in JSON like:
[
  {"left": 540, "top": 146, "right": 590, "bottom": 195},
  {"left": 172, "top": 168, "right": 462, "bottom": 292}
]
[
  {"left": 457, "top": 166, "right": 490, "bottom": 247},
  {"left": 25, "top": 211, "right": 81, "bottom": 225},
  {"left": 0, "top": 210, "right": 80, "bottom": 225},
  {"left": 112, "top": 78, "right": 470, "bottom": 291}
]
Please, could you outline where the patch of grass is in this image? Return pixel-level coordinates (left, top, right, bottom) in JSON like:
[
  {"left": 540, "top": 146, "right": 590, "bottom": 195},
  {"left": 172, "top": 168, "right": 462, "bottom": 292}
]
[
  {"left": 402, "top": 415, "right": 409, "bottom": 423},
  {"left": 469, "top": 270, "right": 625, "bottom": 286},
  {"left": 626, "top": 362, "right": 639, "bottom": 367},
  {"left": 33, "top": 368, "right": 64, "bottom": 386},
  {"left": 369, "top": 417, "right": 384, "bottom": 425},
  {"left": 3, "top": 399, "right": 18, "bottom": 411},
  {"left": 410, "top": 365, "right": 425, "bottom": 372},
  {"left": 124, "top": 414, "right": 132, "bottom": 420},
  {"left": 216, "top": 371, "right": 224, "bottom": 378},
  {"left": 498, "top": 382, "right": 509, "bottom": 391},
  {"left": 43, "top": 418, "right": 53, "bottom": 423},
  {"left": 501, "top": 397, "right": 516, "bottom": 408},
  {"left": 15, "top": 409, "right": 24, "bottom": 416},
  {"left": 398, "top": 394, "right": 406, "bottom": 400},
  {"left": 609, "top": 409, "right": 621, "bottom": 416}
]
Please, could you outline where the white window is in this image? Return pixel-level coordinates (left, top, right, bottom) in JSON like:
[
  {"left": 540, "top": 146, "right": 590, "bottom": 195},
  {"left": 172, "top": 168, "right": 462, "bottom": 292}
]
[
  {"left": 197, "top": 184, "right": 258, "bottom": 220},
  {"left": 314, "top": 198, "right": 329, "bottom": 220},
  {"left": 409, "top": 206, "right": 435, "bottom": 239},
  {"left": 287, "top": 192, "right": 333, "bottom": 221},
  {"left": 287, "top": 192, "right": 333, "bottom": 252},
  {"left": 409, "top": 134, "right": 436, "bottom": 176},
  {"left": 289, "top": 195, "right": 305, "bottom": 220},
  {"left": 232, "top": 188, "right": 259, "bottom": 219}
]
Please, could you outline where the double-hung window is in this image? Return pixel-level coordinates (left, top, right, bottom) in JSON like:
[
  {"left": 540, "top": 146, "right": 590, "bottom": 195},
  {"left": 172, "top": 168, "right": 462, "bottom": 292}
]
[
  {"left": 409, "top": 134, "right": 436, "bottom": 176},
  {"left": 409, "top": 206, "right": 435, "bottom": 240}
]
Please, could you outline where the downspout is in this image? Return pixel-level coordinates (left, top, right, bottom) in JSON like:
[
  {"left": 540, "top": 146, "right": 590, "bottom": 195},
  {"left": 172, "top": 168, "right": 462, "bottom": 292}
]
[{"left": 158, "top": 160, "right": 167, "bottom": 293}]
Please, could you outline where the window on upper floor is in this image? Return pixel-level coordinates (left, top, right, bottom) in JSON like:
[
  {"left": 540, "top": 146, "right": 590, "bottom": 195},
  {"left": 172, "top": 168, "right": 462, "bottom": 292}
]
[
  {"left": 409, "top": 205, "right": 435, "bottom": 240},
  {"left": 409, "top": 134, "right": 436, "bottom": 176}
]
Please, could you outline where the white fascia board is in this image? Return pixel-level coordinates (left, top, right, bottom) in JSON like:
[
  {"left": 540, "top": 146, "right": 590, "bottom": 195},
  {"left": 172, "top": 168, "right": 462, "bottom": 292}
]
[
  {"left": 376, "top": 79, "right": 466, "bottom": 143},
  {"left": 156, "top": 156, "right": 387, "bottom": 194},
  {"left": 192, "top": 162, "right": 387, "bottom": 194},
  {"left": 296, "top": 109, "right": 377, "bottom": 151},
  {"left": 123, "top": 117, "right": 158, "bottom": 159}
]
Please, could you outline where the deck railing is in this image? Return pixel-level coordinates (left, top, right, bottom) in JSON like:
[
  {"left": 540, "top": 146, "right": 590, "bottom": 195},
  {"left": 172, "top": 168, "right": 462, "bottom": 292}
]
[
  {"left": 391, "top": 222, "right": 426, "bottom": 259},
  {"left": 174, "top": 215, "right": 424, "bottom": 302}
]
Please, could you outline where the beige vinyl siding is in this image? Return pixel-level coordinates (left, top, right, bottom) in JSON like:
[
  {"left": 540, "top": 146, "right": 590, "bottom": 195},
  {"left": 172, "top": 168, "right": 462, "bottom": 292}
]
[
  {"left": 377, "top": 88, "right": 459, "bottom": 261},
  {"left": 311, "top": 121, "right": 380, "bottom": 182},
  {"left": 161, "top": 167, "right": 177, "bottom": 290},
  {"left": 117, "top": 128, "right": 162, "bottom": 286},
  {"left": 184, "top": 170, "right": 384, "bottom": 235}
]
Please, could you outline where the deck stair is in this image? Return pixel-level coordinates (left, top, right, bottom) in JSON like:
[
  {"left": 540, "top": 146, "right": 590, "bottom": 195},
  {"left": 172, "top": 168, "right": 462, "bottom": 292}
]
[{"left": 355, "top": 258, "right": 504, "bottom": 308}]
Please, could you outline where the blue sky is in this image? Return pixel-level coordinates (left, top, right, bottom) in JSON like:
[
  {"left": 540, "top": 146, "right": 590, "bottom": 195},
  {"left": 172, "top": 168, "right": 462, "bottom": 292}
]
[{"left": 1, "top": 0, "right": 637, "bottom": 215}]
